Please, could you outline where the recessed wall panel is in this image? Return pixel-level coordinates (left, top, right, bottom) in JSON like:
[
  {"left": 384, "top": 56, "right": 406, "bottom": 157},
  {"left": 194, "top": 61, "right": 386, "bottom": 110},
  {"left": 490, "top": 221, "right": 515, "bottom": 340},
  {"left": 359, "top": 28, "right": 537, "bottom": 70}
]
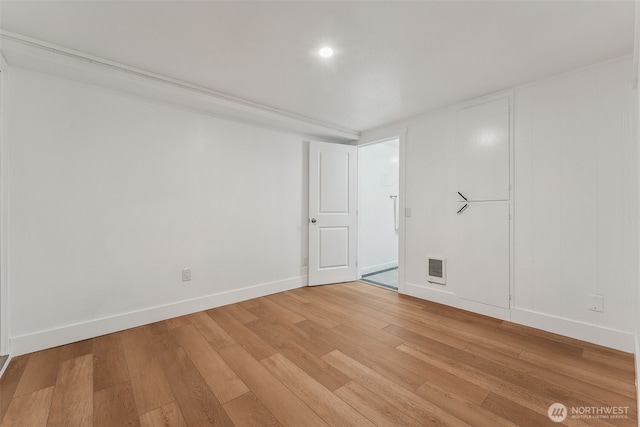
[
  {"left": 457, "top": 202, "right": 510, "bottom": 308},
  {"left": 319, "top": 151, "right": 349, "bottom": 213},
  {"left": 319, "top": 227, "right": 349, "bottom": 269},
  {"left": 457, "top": 97, "right": 510, "bottom": 201}
]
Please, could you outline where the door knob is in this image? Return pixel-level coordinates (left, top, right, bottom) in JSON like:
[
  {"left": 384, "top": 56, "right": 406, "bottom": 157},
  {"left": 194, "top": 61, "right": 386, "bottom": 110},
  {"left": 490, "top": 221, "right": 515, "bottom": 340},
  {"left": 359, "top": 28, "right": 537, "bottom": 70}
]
[{"left": 310, "top": 218, "right": 317, "bottom": 224}]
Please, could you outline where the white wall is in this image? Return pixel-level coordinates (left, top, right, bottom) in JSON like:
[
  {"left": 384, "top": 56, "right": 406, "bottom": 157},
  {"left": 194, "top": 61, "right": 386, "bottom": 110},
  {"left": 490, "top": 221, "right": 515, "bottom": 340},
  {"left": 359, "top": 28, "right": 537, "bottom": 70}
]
[
  {"left": 6, "top": 67, "right": 309, "bottom": 355},
  {"left": 514, "top": 58, "right": 635, "bottom": 336},
  {"left": 401, "top": 108, "right": 457, "bottom": 294},
  {"left": 3, "top": 55, "right": 637, "bottom": 355},
  {"left": 364, "top": 56, "right": 637, "bottom": 351},
  {"left": 358, "top": 140, "right": 399, "bottom": 275}
]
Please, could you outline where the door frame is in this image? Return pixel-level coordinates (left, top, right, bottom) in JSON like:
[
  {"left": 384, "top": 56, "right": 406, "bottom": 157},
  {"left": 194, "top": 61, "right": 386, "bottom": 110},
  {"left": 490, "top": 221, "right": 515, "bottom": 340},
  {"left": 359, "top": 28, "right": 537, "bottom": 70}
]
[
  {"left": 356, "top": 127, "right": 407, "bottom": 294},
  {"left": 0, "top": 53, "right": 9, "bottom": 356}
]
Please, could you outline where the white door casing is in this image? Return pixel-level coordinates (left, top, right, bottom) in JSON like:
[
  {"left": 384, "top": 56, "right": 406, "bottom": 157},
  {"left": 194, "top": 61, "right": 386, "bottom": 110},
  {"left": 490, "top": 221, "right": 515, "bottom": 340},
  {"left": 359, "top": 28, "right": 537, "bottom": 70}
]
[
  {"left": 308, "top": 141, "right": 358, "bottom": 286},
  {"left": 0, "top": 58, "right": 6, "bottom": 356}
]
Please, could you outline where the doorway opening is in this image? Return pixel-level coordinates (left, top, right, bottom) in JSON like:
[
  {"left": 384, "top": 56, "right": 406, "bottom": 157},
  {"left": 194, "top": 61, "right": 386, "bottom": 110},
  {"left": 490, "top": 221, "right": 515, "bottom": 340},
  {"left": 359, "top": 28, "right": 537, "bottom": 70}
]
[{"left": 357, "top": 138, "right": 400, "bottom": 291}]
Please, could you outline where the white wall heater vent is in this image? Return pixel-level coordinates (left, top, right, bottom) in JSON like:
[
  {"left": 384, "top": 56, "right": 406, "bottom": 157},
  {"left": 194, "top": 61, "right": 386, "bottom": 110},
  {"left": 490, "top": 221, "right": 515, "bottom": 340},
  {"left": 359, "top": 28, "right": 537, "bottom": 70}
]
[{"left": 428, "top": 257, "right": 446, "bottom": 285}]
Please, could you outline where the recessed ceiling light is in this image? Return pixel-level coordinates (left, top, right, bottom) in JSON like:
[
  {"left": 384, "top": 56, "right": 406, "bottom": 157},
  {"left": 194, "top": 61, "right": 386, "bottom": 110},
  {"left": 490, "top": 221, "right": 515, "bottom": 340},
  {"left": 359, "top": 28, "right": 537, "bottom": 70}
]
[{"left": 318, "top": 47, "right": 334, "bottom": 58}]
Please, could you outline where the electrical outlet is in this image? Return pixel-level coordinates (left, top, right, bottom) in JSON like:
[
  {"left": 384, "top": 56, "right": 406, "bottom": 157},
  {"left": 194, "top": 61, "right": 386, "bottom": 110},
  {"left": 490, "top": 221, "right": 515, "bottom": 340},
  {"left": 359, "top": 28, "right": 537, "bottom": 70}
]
[
  {"left": 588, "top": 293, "right": 603, "bottom": 312},
  {"left": 182, "top": 268, "right": 192, "bottom": 282}
]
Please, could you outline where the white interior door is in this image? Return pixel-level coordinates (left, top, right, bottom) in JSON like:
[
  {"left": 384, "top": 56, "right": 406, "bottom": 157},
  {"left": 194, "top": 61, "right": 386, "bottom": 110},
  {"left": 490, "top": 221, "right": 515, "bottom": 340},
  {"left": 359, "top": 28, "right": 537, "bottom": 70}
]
[
  {"left": 308, "top": 141, "right": 358, "bottom": 286},
  {"left": 457, "top": 202, "right": 510, "bottom": 308}
]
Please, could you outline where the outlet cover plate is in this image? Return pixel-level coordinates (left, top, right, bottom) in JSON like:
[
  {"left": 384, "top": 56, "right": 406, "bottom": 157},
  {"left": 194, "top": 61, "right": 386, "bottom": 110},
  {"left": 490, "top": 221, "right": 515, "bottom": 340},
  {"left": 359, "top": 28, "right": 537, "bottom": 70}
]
[{"left": 588, "top": 293, "right": 603, "bottom": 312}]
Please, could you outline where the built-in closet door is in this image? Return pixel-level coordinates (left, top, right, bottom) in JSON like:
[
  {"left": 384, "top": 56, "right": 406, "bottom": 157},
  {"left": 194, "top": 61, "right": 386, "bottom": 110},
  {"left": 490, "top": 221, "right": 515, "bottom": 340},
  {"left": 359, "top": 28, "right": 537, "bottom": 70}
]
[
  {"left": 456, "top": 97, "right": 511, "bottom": 309},
  {"left": 457, "top": 202, "right": 510, "bottom": 308},
  {"left": 457, "top": 97, "right": 510, "bottom": 201}
]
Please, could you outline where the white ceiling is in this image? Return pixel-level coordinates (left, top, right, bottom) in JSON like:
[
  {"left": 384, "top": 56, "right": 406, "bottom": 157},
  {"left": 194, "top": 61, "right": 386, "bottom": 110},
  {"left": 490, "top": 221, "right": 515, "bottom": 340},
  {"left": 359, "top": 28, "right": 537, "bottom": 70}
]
[{"left": 0, "top": 1, "right": 635, "bottom": 133}]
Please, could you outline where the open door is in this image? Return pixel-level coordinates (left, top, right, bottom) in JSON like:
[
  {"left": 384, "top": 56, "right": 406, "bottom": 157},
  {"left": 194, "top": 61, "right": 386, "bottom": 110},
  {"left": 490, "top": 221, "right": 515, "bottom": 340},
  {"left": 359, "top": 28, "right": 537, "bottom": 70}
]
[{"left": 308, "top": 141, "right": 358, "bottom": 286}]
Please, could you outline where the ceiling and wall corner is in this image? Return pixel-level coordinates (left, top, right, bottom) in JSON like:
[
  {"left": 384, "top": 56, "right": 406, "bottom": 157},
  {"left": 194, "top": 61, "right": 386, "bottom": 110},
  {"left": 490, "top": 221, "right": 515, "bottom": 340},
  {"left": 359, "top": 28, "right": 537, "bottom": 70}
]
[
  {"left": 0, "top": 33, "right": 360, "bottom": 144},
  {"left": 0, "top": 1, "right": 635, "bottom": 134}
]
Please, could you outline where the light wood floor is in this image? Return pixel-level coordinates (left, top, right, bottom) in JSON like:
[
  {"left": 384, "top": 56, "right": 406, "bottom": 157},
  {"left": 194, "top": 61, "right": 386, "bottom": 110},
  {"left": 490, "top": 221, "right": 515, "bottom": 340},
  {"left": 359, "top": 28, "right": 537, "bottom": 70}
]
[{"left": 0, "top": 281, "right": 636, "bottom": 426}]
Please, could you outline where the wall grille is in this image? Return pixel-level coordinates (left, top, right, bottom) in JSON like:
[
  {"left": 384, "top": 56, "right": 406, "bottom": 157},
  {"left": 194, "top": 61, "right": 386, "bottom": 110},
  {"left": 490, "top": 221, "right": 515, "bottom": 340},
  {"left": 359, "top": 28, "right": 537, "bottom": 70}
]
[{"left": 428, "top": 257, "right": 446, "bottom": 285}]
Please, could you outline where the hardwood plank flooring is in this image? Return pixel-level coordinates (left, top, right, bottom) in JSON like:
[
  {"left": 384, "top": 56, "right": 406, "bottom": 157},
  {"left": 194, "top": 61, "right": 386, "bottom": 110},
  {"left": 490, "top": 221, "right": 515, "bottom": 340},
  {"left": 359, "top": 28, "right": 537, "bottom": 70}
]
[
  {"left": 1, "top": 386, "right": 55, "bottom": 427},
  {"left": 120, "top": 327, "right": 175, "bottom": 415},
  {"left": 139, "top": 402, "right": 186, "bottom": 427},
  {"left": 47, "top": 354, "right": 93, "bottom": 426},
  {"left": 260, "top": 353, "right": 374, "bottom": 427},
  {"left": 172, "top": 324, "right": 249, "bottom": 404},
  {"left": 0, "top": 356, "right": 28, "bottom": 422},
  {"left": 223, "top": 392, "right": 280, "bottom": 427},
  {"left": 92, "top": 333, "right": 129, "bottom": 392},
  {"left": 12, "top": 347, "right": 61, "bottom": 397},
  {"left": 0, "top": 281, "right": 636, "bottom": 426},
  {"left": 93, "top": 382, "right": 140, "bottom": 427}
]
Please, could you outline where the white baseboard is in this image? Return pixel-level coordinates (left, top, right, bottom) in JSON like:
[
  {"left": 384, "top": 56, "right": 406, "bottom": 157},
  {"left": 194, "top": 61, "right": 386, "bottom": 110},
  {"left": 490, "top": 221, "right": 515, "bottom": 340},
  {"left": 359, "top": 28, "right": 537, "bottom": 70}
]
[
  {"left": 9, "top": 276, "right": 307, "bottom": 357},
  {"left": 511, "top": 308, "right": 635, "bottom": 353},
  {"left": 404, "top": 282, "right": 511, "bottom": 321},
  {"left": 360, "top": 261, "right": 398, "bottom": 276},
  {"left": 405, "top": 282, "right": 634, "bottom": 353}
]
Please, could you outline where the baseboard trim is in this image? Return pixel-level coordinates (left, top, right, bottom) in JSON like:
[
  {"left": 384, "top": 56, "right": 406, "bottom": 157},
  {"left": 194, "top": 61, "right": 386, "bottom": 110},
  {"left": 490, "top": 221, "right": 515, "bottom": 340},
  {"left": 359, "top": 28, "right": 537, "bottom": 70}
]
[
  {"left": 10, "top": 275, "right": 307, "bottom": 356},
  {"left": 360, "top": 261, "right": 398, "bottom": 276},
  {"left": 0, "top": 354, "right": 10, "bottom": 379},
  {"left": 405, "top": 282, "right": 634, "bottom": 352},
  {"left": 635, "top": 334, "right": 639, "bottom": 421},
  {"left": 404, "top": 282, "right": 511, "bottom": 321},
  {"left": 511, "top": 308, "right": 635, "bottom": 353}
]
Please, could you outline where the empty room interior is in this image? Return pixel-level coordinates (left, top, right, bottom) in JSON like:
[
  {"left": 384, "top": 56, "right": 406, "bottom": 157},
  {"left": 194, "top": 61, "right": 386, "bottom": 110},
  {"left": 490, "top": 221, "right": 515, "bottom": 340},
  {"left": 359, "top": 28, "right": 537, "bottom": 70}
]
[{"left": 1, "top": 1, "right": 640, "bottom": 426}]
